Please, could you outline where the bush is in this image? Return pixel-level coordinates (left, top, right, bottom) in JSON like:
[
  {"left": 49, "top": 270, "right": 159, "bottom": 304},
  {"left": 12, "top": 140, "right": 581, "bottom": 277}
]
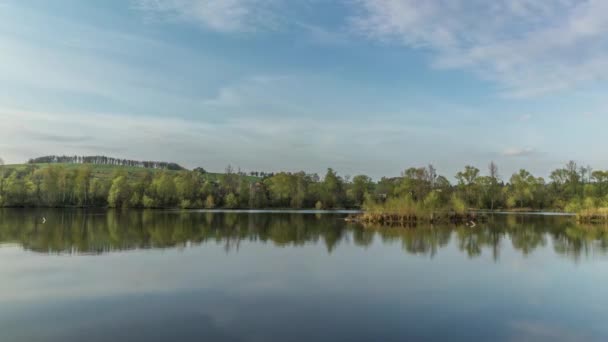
[
  {"left": 315, "top": 201, "right": 323, "bottom": 210},
  {"left": 205, "top": 195, "right": 215, "bottom": 209},
  {"left": 450, "top": 194, "right": 467, "bottom": 215},
  {"left": 143, "top": 195, "right": 156, "bottom": 208},
  {"left": 180, "top": 199, "right": 192, "bottom": 209},
  {"left": 225, "top": 193, "right": 238, "bottom": 209}
]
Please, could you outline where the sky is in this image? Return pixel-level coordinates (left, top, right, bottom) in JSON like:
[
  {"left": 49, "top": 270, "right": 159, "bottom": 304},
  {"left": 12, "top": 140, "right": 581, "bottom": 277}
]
[{"left": 1, "top": 0, "right": 608, "bottom": 179}]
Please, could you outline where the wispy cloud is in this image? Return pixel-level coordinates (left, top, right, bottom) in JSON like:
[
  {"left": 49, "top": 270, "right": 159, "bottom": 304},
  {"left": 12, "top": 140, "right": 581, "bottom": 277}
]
[
  {"left": 201, "top": 75, "right": 288, "bottom": 107},
  {"left": 295, "top": 22, "right": 351, "bottom": 46},
  {"left": 27, "top": 132, "right": 92, "bottom": 143},
  {"left": 134, "top": 0, "right": 279, "bottom": 32},
  {"left": 0, "top": 106, "right": 457, "bottom": 177},
  {"left": 519, "top": 114, "right": 532, "bottom": 122},
  {"left": 509, "top": 320, "right": 587, "bottom": 341},
  {"left": 351, "top": 0, "right": 608, "bottom": 97},
  {"left": 502, "top": 147, "right": 537, "bottom": 157}
]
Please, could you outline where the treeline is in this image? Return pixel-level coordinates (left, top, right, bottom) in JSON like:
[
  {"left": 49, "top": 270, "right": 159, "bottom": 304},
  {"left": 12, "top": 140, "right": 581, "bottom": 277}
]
[
  {"left": 1, "top": 160, "right": 608, "bottom": 211},
  {"left": 365, "top": 161, "right": 608, "bottom": 214},
  {"left": 0, "top": 164, "right": 352, "bottom": 209},
  {"left": 28, "top": 155, "right": 185, "bottom": 170}
]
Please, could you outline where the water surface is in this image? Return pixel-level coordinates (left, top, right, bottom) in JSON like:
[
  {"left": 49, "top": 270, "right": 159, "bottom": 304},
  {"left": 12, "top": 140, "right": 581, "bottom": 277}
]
[{"left": 1, "top": 209, "right": 608, "bottom": 341}]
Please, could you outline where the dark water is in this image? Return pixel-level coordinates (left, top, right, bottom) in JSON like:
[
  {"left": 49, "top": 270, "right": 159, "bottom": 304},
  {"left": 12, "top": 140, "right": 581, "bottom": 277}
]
[{"left": 1, "top": 209, "right": 608, "bottom": 342}]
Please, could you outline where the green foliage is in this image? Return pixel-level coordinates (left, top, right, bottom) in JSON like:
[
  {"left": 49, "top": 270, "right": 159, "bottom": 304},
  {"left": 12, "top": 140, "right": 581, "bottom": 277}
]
[
  {"left": 180, "top": 199, "right": 192, "bottom": 209},
  {"left": 2, "top": 160, "right": 608, "bottom": 213},
  {"left": 395, "top": 166, "right": 434, "bottom": 201},
  {"left": 450, "top": 194, "right": 467, "bottom": 215},
  {"left": 320, "top": 168, "right": 346, "bottom": 208},
  {"left": 108, "top": 176, "right": 131, "bottom": 208},
  {"left": 315, "top": 200, "right": 323, "bottom": 210},
  {"left": 423, "top": 191, "right": 441, "bottom": 213},
  {"left": 225, "top": 193, "right": 238, "bottom": 209},
  {"left": 455, "top": 165, "right": 480, "bottom": 207},
  {"left": 143, "top": 194, "right": 156, "bottom": 208},
  {"left": 0, "top": 209, "right": 605, "bottom": 259},
  {"left": 349, "top": 174, "right": 374, "bottom": 206},
  {"left": 509, "top": 169, "right": 536, "bottom": 209},
  {"left": 249, "top": 182, "right": 268, "bottom": 208},
  {"left": 151, "top": 173, "right": 177, "bottom": 207}
]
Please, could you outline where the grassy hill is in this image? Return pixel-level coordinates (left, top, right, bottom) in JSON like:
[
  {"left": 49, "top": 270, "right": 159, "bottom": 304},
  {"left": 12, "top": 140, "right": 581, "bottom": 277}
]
[{"left": 0, "top": 163, "right": 261, "bottom": 183}]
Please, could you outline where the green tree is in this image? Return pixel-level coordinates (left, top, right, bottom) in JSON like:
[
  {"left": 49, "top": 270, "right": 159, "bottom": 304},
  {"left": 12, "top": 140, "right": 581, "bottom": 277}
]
[
  {"left": 57, "top": 167, "right": 75, "bottom": 205},
  {"left": 152, "top": 173, "right": 177, "bottom": 207},
  {"left": 292, "top": 172, "right": 310, "bottom": 208},
  {"left": 74, "top": 165, "right": 92, "bottom": 205},
  {"left": 221, "top": 165, "right": 239, "bottom": 194},
  {"left": 225, "top": 193, "right": 238, "bottom": 208},
  {"left": 349, "top": 174, "right": 374, "bottom": 206},
  {"left": 455, "top": 165, "right": 480, "bottom": 207},
  {"left": 175, "top": 171, "right": 199, "bottom": 204},
  {"left": 509, "top": 169, "right": 537, "bottom": 209},
  {"left": 395, "top": 166, "right": 435, "bottom": 201},
  {"left": 238, "top": 178, "right": 251, "bottom": 208},
  {"left": 38, "top": 166, "right": 60, "bottom": 206},
  {"left": 5, "top": 172, "right": 34, "bottom": 206},
  {"left": 266, "top": 172, "right": 295, "bottom": 207},
  {"left": 321, "top": 168, "right": 345, "bottom": 208},
  {"left": 249, "top": 182, "right": 268, "bottom": 208},
  {"left": 423, "top": 190, "right": 442, "bottom": 220},
  {"left": 108, "top": 176, "right": 131, "bottom": 208},
  {"left": 592, "top": 170, "right": 608, "bottom": 198},
  {"left": 89, "top": 178, "right": 110, "bottom": 206}
]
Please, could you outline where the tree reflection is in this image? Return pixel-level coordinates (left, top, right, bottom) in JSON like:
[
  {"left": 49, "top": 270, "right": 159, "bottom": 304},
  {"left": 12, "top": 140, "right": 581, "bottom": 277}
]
[{"left": 0, "top": 209, "right": 607, "bottom": 261}]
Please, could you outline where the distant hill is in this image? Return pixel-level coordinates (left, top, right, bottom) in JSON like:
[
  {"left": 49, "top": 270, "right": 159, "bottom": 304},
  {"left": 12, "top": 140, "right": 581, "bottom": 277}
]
[
  {"left": 2, "top": 161, "right": 260, "bottom": 183},
  {"left": 28, "top": 155, "right": 185, "bottom": 171}
]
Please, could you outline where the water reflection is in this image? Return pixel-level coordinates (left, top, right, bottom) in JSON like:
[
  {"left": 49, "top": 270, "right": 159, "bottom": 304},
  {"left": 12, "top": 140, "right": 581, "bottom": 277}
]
[{"left": 1, "top": 209, "right": 607, "bottom": 260}]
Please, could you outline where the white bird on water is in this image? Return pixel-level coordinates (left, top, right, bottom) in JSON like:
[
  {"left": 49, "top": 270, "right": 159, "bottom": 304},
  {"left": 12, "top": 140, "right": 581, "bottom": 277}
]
[{"left": 42, "top": 217, "right": 46, "bottom": 224}]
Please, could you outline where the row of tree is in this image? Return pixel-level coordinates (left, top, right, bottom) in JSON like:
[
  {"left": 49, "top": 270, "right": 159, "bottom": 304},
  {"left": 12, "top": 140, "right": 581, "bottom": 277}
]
[
  {"left": 1, "top": 160, "right": 607, "bottom": 211},
  {"left": 28, "top": 155, "right": 185, "bottom": 170}
]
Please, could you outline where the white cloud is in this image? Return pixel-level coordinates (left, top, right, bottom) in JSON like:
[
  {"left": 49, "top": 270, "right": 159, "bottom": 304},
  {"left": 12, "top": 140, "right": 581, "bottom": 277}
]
[
  {"left": 1, "top": 90, "right": 570, "bottom": 178},
  {"left": 352, "top": 0, "right": 608, "bottom": 97},
  {"left": 201, "top": 75, "right": 287, "bottom": 107},
  {"left": 502, "top": 147, "right": 537, "bottom": 157},
  {"left": 295, "top": 22, "right": 351, "bottom": 46},
  {"left": 134, "top": 0, "right": 278, "bottom": 32},
  {"left": 0, "top": 106, "right": 468, "bottom": 178}
]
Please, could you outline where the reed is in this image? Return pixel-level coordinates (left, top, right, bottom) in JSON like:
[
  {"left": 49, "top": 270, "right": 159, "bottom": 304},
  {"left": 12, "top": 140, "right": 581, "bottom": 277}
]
[
  {"left": 576, "top": 207, "right": 608, "bottom": 223},
  {"left": 354, "top": 194, "right": 484, "bottom": 226}
]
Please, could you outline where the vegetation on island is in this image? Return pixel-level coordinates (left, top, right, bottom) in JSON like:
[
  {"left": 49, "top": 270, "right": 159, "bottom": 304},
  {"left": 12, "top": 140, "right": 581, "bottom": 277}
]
[{"left": 0, "top": 155, "right": 607, "bottom": 221}]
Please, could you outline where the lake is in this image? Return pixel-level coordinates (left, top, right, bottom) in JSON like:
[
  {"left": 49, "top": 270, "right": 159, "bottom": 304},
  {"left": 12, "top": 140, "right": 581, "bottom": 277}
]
[{"left": 1, "top": 209, "right": 608, "bottom": 341}]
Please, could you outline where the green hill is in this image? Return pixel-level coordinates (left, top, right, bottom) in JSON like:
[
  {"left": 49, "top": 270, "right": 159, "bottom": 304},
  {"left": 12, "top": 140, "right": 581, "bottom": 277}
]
[{"left": 0, "top": 163, "right": 259, "bottom": 183}]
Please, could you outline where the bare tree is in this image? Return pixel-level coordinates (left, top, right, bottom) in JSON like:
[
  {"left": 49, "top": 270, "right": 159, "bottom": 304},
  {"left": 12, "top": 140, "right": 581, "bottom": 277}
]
[
  {"left": 489, "top": 161, "right": 499, "bottom": 181},
  {"left": 488, "top": 161, "right": 499, "bottom": 210},
  {"left": 579, "top": 165, "right": 592, "bottom": 184},
  {"left": 427, "top": 164, "right": 438, "bottom": 188}
]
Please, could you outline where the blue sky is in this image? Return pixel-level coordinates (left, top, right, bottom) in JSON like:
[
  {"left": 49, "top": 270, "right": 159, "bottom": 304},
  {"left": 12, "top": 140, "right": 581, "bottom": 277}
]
[{"left": 1, "top": 0, "right": 608, "bottom": 179}]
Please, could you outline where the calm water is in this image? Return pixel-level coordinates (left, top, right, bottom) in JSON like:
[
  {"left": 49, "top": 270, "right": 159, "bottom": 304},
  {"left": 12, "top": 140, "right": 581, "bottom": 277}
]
[{"left": 1, "top": 209, "right": 608, "bottom": 341}]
